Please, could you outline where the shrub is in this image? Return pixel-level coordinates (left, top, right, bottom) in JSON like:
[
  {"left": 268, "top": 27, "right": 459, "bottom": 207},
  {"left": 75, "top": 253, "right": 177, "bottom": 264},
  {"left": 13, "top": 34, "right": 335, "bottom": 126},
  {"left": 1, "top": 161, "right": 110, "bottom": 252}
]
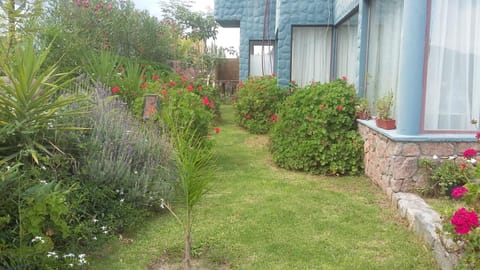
[
  {"left": 270, "top": 79, "right": 364, "bottom": 175},
  {"left": 234, "top": 76, "right": 287, "bottom": 134}
]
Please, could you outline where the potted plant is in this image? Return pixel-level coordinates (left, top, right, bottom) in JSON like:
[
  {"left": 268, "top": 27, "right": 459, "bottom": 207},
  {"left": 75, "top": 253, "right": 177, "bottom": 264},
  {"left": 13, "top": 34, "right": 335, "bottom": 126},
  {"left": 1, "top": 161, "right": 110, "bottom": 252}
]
[
  {"left": 375, "top": 91, "right": 396, "bottom": 129},
  {"left": 355, "top": 97, "right": 370, "bottom": 120}
]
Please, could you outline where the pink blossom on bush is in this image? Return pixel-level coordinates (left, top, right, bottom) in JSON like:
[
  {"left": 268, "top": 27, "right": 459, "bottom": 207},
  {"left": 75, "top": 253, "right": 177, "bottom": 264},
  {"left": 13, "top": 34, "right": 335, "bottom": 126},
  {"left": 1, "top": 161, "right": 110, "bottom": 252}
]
[
  {"left": 451, "top": 208, "right": 479, "bottom": 234},
  {"left": 463, "top": 148, "right": 477, "bottom": 159},
  {"left": 451, "top": 186, "right": 468, "bottom": 199}
]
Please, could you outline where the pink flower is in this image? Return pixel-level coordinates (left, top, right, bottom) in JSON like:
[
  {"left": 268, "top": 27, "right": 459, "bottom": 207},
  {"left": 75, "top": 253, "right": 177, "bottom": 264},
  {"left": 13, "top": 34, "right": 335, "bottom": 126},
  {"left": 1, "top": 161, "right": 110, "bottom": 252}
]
[
  {"left": 476, "top": 132, "right": 480, "bottom": 142},
  {"left": 451, "top": 208, "right": 479, "bottom": 234},
  {"left": 111, "top": 86, "right": 119, "bottom": 94},
  {"left": 106, "top": 4, "right": 113, "bottom": 10},
  {"left": 451, "top": 186, "right": 468, "bottom": 199},
  {"left": 463, "top": 148, "right": 477, "bottom": 159},
  {"left": 214, "top": 127, "right": 220, "bottom": 134},
  {"left": 342, "top": 76, "right": 347, "bottom": 81},
  {"left": 270, "top": 114, "right": 278, "bottom": 123},
  {"left": 202, "top": 96, "right": 210, "bottom": 106}
]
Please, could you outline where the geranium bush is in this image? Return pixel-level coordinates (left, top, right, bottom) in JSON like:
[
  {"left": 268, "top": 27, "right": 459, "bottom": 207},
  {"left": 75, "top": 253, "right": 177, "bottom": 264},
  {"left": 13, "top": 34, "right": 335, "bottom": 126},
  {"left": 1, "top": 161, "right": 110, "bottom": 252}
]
[
  {"left": 270, "top": 79, "right": 364, "bottom": 175},
  {"left": 234, "top": 76, "right": 287, "bottom": 134}
]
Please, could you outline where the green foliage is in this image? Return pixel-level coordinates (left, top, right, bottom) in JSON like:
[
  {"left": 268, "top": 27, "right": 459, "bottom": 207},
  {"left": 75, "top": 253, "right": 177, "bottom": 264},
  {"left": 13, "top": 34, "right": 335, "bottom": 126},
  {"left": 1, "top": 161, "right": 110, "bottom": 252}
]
[
  {"left": 161, "top": 87, "right": 214, "bottom": 141},
  {"left": 375, "top": 91, "right": 394, "bottom": 119},
  {"left": 0, "top": 39, "right": 85, "bottom": 164},
  {"left": 419, "top": 158, "right": 473, "bottom": 197},
  {"left": 234, "top": 76, "right": 287, "bottom": 134},
  {"left": 82, "top": 49, "right": 119, "bottom": 85},
  {"left": 270, "top": 79, "right": 364, "bottom": 175}
]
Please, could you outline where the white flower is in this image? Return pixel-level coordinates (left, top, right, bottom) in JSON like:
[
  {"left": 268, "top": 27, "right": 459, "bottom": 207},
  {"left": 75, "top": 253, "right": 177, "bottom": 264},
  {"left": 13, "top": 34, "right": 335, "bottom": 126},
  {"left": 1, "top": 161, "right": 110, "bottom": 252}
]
[
  {"left": 69, "top": 263, "right": 74, "bottom": 267},
  {"left": 31, "top": 236, "right": 45, "bottom": 244},
  {"left": 134, "top": 170, "right": 138, "bottom": 174},
  {"left": 449, "top": 155, "right": 457, "bottom": 160},
  {"left": 41, "top": 166, "right": 46, "bottom": 170},
  {"left": 40, "top": 180, "right": 47, "bottom": 184},
  {"left": 92, "top": 218, "right": 98, "bottom": 223},
  {"left": 432, "top": 155, "right": 439, "bottom": 160},
  {"left": 101, "top": 226, "right": 107, "bottom": 231},
  {"left": 160, "top": 198, "right": 165, "bottom": 209},
  {"left": 92, "top": 236, "right": 97, "bottom": 240},
  {"left": 47, "top": 251, "right": 57, "bottom": 258},
  {"left": 6, "top": 166, "right": 10, "bottom": 170},
  {"left": 103, "top": 230, "right": 109, "bottom": 234},
  {"left": 63, "top": 253, "right": 75, "bottom": 258},
  {"left": 120, "top": 198, "right": 124, "bottom": 202},
  {"left": 471, "top": 158, "right": 477, "bottom": 164}
]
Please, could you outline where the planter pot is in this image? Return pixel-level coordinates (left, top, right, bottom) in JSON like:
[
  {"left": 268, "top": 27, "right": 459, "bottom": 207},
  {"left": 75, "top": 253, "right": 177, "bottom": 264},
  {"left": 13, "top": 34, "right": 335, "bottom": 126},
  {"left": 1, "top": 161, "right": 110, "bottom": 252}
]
[
  {"left": 375, "top": 118, "right": 396, "bottom": 130},
  {"left": 357, "top": 111, "right": 370, "bottom": 120}
]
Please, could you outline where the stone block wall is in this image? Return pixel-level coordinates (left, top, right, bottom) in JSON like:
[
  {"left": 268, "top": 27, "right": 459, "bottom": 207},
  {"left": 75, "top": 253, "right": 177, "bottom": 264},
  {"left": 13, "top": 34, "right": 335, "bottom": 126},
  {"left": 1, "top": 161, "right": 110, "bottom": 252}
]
[{"left": 358, "top": 123, "right": 479, "bottom": 194}]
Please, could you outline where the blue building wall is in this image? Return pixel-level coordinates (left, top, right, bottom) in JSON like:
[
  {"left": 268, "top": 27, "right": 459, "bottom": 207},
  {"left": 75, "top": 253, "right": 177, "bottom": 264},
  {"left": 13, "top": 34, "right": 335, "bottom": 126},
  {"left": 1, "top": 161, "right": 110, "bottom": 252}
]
[
  {"left": 275, "top": 0, "right": 333, "bottom": 86},
  {"left": 334, "top": 0, "right": 358, "bottom": 23}
]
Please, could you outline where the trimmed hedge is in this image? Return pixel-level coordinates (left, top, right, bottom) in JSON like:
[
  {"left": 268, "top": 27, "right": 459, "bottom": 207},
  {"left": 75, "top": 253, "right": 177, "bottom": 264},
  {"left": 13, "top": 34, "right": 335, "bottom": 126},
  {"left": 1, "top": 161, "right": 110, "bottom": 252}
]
[{"left": 270, "top": 79, "right": 364, "bottom": 175}]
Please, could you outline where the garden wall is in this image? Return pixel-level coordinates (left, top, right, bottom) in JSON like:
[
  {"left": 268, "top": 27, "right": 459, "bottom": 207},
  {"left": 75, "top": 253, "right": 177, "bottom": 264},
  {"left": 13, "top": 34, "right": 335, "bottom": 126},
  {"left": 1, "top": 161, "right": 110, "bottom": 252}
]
[{"left": 357, "top": 121, "right": 479, "bottom": 195}]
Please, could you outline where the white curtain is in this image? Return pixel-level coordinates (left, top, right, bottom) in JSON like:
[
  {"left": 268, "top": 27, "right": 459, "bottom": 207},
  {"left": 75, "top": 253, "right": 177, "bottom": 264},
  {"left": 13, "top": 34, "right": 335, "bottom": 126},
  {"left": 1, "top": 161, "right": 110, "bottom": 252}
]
[
  {"left": 366, "top": 0, "right": 403, "bottom": 116},
  {"left": 250, "top": 45, "right": 274, "bottom": 77},
  {"left": 424, "top": 0, "right": 480, "bottom": 131},
  {"left": 291, "top": 27, "right": 332, "bottom": 87},
  {"left": 336, "top": 14, "right": 359, "bottom": 85}
]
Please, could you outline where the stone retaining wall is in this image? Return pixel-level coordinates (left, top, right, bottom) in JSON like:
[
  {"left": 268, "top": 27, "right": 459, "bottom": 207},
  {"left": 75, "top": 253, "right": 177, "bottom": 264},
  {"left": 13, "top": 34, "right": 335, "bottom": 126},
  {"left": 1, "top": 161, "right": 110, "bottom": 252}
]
[{"left": 357, "top": 123, "right": 478, "bottom": 194}]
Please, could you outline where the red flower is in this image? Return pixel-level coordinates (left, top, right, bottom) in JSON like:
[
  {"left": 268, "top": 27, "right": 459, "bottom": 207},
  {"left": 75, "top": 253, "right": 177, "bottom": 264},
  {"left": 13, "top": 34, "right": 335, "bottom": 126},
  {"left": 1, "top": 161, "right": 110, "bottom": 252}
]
[
  {"left": 452, "top": 186, "right": 468, "bottom": 199},
  {"left": 451, "top": 208, "right": 479, "bottom": 234},
  {"left": 153, "top": 75, "right": 159, "bottom": 81},
  {"left": 181, "top": 76, "right": 187, "bottom": 83},
  {"left": 476, "top": 132, "right": 480, "bottom": 142},
  {"left": 111, "top": 86, "right": 119, "bottom": 94},
  {"left": 161, "top": 90, "right": 167, "bottom": 95},
  {"left": 141, "top": 83, "right": 147, "bottom": 89},
  {"left": 245, "top": 114, "right": 251, "bottom": 119},
  {"left": 337, "top": 105, "right": 344, "bottom": 111},
  {"left": 141, "top": 74, "right": 146, "bottom": 80},
  {"left": 186, "top": 85, "right": 194, "bottom": 92},
  {"left": 463, "top": 148, "right": 477, "bottom": 159},
  {"left": 202, "top": 96, "right": 210, "bottom": 106},
  {"left": 238, "top": 82, "right": 244, "bottom": 88},
  {"left": 270, "top": 114, "right": 278, "bottom": 123},
  {"left": 342, "top": 76, "right": 348, "bottom": 81},
  {"left": 214, "top": 127, "right": 220, "bottom": 134},
  {"left": 460, "top": 163, "right": 467, "bottom": 170},
  {"left": 169, "top": 81, "right": 176, "bottom": 87}
]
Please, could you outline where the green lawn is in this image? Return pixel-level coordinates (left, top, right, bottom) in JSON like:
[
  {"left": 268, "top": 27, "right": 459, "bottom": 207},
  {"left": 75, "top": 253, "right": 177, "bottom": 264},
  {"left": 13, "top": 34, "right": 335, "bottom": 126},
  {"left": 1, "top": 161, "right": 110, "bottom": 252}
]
[{"left": 89, "top": 105, "right": 438, "bottom": 269}]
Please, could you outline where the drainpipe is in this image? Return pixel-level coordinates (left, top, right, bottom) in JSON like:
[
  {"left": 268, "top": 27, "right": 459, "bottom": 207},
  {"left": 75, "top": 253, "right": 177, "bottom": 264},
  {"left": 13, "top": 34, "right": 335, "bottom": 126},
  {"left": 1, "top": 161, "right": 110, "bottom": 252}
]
[{"left": 396, "top": 0, "right": 428, "bottom": 135}]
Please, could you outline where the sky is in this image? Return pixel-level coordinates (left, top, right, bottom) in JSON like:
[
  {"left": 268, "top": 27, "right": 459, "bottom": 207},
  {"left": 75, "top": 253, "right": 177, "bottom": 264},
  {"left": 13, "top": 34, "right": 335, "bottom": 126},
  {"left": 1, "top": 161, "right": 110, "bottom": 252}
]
[{"left": 131, "top": 0, "right": 240, "bottom": 56}]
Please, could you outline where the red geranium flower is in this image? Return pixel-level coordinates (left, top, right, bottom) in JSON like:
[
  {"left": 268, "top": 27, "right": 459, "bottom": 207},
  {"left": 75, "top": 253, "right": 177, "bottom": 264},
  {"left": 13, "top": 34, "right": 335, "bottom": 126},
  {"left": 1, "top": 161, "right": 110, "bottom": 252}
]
[
  {"left": 169, "top": 81, "right": 176, "bottom": 87},
  {"left": 245, "top": 114, "right": 251, "bottom": 119},
  {"left": 153, "top": 75, "right": 159, "bottom": 81},
  {"left": 111, "top": 86, "right": 119, "bottom": 94},
  {"left": 476, "top": 132, "right": 480, "bottom": 142},
  {"left": 141, "top": 83, "right": 147, "bottom": 89},
  {"left": 214, "top": 127, "right": 220, "bottom": 134},
  {"left": 238, "top": 82, "right": 244, "bottom": 88},
  {"left": 464, "top": 148, "right": 477, "bottom": 159},
  {"left": 186, "top": 85, "right": 194, "bottom": 92},
  {"left": 141, "top": 74, "right": 146, "bottom": 80},
  {"left": 161, "top": 90, "right": 167, "bottom": 95},
  {"left": 337, "top": 105, "right": 344, "bottom": 111},
  {"left": 202, "top": 96, "right": 210, "bottom": 106},
  {"left": 181, "top": 76, "right": 187, "bottom": 83},
  {"left": 451, "top": 208, "right": 479, "bottom": 234},
  {"left": 451, "top": 186, "right": 468, "bottom": 199}
]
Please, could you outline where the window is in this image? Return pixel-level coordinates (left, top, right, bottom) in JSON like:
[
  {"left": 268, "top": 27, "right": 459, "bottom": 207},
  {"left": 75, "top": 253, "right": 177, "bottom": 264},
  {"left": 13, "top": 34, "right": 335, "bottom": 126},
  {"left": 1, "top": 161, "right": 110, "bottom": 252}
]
[
  {"left": 336, "top": 13, "right": 359, "bottom": 84},
  {"left": 424, "top": 0, "right": 480, "bottom": 131},
  {"left": 366, "top": 0, "right": 403, "bottom": 115},
  {"left": 291, "top": 26, "right": 332, "bottom": 87},
  {"left": 249, "top": 41, "right": 274, "bottom": 77}
]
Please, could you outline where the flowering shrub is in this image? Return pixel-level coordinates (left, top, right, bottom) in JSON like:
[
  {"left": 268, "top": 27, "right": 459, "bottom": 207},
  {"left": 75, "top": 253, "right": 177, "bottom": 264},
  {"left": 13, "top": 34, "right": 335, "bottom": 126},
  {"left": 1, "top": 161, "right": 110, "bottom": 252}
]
[
  {"left": 270, "top": 79, "right": 364, "bottom": 175},
  {"left": 419, "top": 155, "right": 474, "bottom": 197},
  {"left": 234, "top": 76, "right": 288, "bottom": 134}
]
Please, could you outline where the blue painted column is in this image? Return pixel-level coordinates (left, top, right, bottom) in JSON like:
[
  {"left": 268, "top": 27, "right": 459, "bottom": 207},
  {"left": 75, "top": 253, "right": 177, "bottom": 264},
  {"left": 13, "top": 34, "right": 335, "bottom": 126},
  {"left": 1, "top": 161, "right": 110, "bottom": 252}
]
[
  {"left": 396, "top": 0, "right": 428, "bottom": 135},
  {"left": 356, "top": 0, "right": 369, "bottom": 97}
]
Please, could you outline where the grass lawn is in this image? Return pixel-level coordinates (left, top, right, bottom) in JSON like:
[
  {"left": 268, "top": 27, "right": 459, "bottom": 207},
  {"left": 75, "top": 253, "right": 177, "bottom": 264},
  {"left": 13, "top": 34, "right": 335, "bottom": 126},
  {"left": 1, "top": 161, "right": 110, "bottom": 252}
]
[{"left": 89, "top": 105, "right": 438, "bottom": 269}]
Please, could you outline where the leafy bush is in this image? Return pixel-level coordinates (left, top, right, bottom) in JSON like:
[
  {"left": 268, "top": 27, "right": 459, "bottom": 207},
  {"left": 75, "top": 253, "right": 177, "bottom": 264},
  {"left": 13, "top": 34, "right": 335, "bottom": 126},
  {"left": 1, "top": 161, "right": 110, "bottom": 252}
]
[
  {"left": 270, "top": 79, "right": 364, "bottom": 175},
  {"left": 234, "top": 76, "right": 287, "bottom": 134}
]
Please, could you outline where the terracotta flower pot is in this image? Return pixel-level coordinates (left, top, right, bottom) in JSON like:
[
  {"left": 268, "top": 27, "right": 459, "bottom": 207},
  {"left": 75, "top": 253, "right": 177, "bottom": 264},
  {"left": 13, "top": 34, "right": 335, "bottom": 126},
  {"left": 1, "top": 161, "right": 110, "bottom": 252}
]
[
  {"left": 375, "top": 118, "right": 396, "bottom": 130},
  {"left": 357, "top": 111, "right": 370, "bottom": 120}
]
